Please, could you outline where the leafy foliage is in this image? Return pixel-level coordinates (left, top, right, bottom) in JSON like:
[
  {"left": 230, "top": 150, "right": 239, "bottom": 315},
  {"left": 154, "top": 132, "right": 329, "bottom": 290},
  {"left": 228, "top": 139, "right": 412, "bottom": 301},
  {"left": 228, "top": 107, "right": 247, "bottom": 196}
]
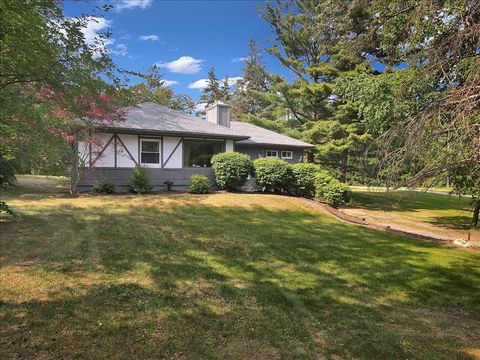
[
  {"left": 315, "top": 171, "right": 351, "bottom": 207},
  {"left": 211, "top": 152, "right": 252, "bottom": 191},
  {"left": 0, "top": 0, "right": 131, "bottom": 194},
  {"left": 291, "top": 163, "right": 319, "bottom": 198},
  {"left": 92, "top": 180, "right": 115, "bottom": 194},
  {"left": 187, "top": 174, "right": 211, "bottom": 194},
  {"left": 0, "top": 148, "right": 19, "bottom": 216},
  {"left": 0, "top": 200, "right": 16, "bottom": 217},
  {"left": 333, "top": 0, "right": 480, "bottom": 188},
  {"left": 253, "top": 158, "right": 293, "bottom": 193},
  {"left": 129, "top": 166, "right": 153, "bottom": 194},
  {"left": 0, "top": 151, "right": 17, "bottom": 189},
  {"left": 451, "top": 164, "right": 480, "bottom": 227}
]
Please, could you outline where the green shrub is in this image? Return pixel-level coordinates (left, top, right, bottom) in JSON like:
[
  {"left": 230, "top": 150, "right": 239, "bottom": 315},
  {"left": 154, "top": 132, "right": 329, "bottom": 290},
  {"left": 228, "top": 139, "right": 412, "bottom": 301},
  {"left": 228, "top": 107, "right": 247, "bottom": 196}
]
[
  {"left": 253, "top": 158, "right": 293, "bottom": 193},
  {"left": 315, "top": 171, "right": 333, "bottom": 191},
  {"left": 0, "top": 200, "right": 16, "bottom": 217},
  {"left": 187, "top": 174, "right": 211, "bottom": 194},
  {"left": 315, "top": 171, "right": 350, "bottom": 207},
  {"left": 322, "top": 181, "right": 351, "bottom": 207},
  {"left": 291, "top": 163, "right": 319, "bottom": 198},
  {"left": 211, "top": 152, "right": 252, "bottom": 191},
  {"left": 129, "top": 166, "right": 153, "bottom": 194},
  {"left": 92, "top": 180, "right": 115, "bottom": 194}
]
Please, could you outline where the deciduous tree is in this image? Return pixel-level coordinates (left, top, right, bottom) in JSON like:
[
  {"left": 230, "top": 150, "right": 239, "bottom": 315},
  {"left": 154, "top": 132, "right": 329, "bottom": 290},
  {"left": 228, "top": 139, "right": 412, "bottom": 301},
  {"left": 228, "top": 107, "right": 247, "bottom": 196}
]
[{"left": 0, "top": 0, "right": 130, "bottom": 194}]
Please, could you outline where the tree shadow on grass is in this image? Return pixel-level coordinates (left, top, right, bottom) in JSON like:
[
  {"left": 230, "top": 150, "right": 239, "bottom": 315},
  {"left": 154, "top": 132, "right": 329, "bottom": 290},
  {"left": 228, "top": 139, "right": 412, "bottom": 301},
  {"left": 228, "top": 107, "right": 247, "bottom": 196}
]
[
  {"left": 429, "top": 215, "right": 476, "bottom": 230},
  {"left": 1, "top": 196, "right": 480, "bottom": 359},
  {"left": 350, "top": 191, "right": 470, "bottom": 213}
]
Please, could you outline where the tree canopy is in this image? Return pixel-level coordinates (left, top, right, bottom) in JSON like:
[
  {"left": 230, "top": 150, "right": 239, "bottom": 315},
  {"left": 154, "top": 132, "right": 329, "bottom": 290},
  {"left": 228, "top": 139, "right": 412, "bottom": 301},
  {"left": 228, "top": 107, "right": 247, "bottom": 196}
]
[{"left": 0, "top": 0, "right": 131, "bottom": 194}]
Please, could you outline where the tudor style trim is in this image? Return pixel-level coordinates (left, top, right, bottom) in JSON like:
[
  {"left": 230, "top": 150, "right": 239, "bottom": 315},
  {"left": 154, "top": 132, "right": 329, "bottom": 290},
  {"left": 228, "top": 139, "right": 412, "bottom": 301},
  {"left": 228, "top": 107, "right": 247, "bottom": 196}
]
[
  {"left": 91, "top": 134, "right": 115, "bottom": 166},
  {"left": 114, "top": 134, "right": 117, "bottom": 167},
  {"left": 115, "top": 134, "right": 138, "bottom": 166},
  {"left": 162, "top": 137, "right": 183, "bottom": 168}
]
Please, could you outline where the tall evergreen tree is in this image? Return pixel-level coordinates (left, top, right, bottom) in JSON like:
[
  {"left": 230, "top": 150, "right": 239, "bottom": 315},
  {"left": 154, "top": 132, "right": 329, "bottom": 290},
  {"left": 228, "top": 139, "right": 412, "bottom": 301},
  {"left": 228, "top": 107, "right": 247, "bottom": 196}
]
[
  {"left": 231, "top": 39, "right": 273, "bottom": 120},
  {"left": 200, "top": 68, "right": 221, "bottom": 106},
  {"left": 259, "top": 0, "right": 370, "bottom": 181},
  {"left": 261, "top": 1, "right": 340, "bottom": 123},
  {"left": 220, "top": 76, "right": 231, "bottom": 103}
]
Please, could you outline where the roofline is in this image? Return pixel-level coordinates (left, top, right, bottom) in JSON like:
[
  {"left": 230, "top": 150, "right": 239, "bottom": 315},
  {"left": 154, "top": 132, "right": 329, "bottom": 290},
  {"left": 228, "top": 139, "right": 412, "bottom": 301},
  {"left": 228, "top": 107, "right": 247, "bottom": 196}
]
[
  {"left": 97, "top": 127, "right": 250, "bottom": 141},
  {"left": 235, "top": 142, "right": 316, "bottom": 149}
]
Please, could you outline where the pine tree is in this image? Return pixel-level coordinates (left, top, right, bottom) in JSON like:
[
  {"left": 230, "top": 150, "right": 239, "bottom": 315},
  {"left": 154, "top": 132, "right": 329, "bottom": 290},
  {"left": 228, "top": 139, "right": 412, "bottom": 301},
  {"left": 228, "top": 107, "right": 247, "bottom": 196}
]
[
  {"left": 200, "top": 67, "right": 221, "bottom": 106},
  {"left": 231, "top": 39, "right": 273, "bottom": 120},
  {"left": 220, "top": 76, "right": 231, "bottom": 103},
  {"left": 259, "top": 0, "right": 370, "bottom": 181}
]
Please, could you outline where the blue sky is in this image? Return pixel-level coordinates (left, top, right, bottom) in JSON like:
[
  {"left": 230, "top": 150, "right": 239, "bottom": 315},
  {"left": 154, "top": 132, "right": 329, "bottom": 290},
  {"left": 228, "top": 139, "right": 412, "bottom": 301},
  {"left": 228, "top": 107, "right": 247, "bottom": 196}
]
[{"left": 63, "top": 0, "right": 290, "bottom": 106}]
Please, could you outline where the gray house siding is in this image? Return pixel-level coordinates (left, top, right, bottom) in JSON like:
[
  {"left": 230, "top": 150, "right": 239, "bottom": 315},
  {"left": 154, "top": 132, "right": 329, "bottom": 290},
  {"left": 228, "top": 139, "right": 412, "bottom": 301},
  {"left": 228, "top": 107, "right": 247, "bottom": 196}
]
[
  {"left": 234, "top": 145, "right": 305, "bottom": 164},
  {"left": 78, "top": 167, "right": 215, "bottom": 192}
]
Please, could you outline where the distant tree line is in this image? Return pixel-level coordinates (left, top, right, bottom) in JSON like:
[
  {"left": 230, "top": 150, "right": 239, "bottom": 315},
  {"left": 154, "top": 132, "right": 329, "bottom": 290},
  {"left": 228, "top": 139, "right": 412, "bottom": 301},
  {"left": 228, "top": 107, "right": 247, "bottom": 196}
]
[{"left": 198, "top": 0, "right": 479, "bottom": 226}]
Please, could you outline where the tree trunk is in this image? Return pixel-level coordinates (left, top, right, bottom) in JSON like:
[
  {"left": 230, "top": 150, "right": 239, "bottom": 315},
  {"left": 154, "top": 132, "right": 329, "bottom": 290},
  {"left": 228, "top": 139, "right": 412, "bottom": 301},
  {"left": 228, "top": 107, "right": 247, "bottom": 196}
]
[
  {"left": 472, "top": 201, "right": 479, "bottom": 228},
  {"left": 69, "top": 143, "right": 80, "bottom": 194},
  {"left": 340, "top": 150, "right": 348, "bottom": 183}
]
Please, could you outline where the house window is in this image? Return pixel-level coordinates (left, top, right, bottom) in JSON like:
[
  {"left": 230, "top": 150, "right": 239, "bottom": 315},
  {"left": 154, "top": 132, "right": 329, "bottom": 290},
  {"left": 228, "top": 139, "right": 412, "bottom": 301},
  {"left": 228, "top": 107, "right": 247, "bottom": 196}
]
[
  {"left": 183, "top": 139, "right": 224, "bottom": 167},
  {"left": 141, "top": 139, "right": 160, "bottom": 164},
  {"left": 265, "top": 150, "right": 278, "bottom": 158},
  {"left": 281, "top": 151, "right": 293, "bottom": 159}
]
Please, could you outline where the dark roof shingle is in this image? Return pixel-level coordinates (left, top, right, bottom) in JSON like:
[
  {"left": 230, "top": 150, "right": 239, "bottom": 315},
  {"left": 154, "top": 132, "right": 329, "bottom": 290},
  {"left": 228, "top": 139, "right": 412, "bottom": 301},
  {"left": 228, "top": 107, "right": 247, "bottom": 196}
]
[
  {"left": 231, "top": 121, "right": 315, "bottom": 148},
  {"left": 104, "top": 102, "right": 248, "bottom": 140},
  {"left": 101, "top": 103, "right": 314, "bottom": 148}
]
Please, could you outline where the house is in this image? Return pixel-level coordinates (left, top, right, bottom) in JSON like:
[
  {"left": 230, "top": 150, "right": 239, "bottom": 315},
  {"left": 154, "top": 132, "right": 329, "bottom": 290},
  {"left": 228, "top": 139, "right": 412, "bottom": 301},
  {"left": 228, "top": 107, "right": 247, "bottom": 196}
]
[{"left": 77, "top": 102, "right": 315, "bottom": 191}]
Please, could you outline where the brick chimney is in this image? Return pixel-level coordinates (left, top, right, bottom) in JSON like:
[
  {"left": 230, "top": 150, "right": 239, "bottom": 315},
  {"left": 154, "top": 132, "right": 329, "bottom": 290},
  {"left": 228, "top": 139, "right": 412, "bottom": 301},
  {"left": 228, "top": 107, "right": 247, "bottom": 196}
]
[{"left": 206, "top": 101, "right": 230, "bottom": 127}]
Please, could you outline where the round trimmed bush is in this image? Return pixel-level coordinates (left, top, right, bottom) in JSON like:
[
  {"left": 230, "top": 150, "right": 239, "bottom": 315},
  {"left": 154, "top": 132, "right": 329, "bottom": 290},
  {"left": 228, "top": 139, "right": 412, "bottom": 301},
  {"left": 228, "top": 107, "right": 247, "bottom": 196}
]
[
  {"left": 253, "top": 158, "right": 293, "bottom": 193},
  {"left": 291, "top": 163, "right": 319, "bottom": 198},
  {"left": 315, "top": 171, "right": 351, "bottom": 207},
  {"left": 211, "top": 152, "right": 252, "bottom": 191},
  {"left": 129, "top": 166, "right": 153, "bottom": 194},
  {"left": 187, "top": 174, "right": 211, "bottom": 194}
]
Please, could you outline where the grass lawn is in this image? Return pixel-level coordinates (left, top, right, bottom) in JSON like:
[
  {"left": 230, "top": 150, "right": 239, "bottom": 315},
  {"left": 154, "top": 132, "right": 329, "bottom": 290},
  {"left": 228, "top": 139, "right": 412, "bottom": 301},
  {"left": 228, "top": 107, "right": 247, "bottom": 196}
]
[
  {"left": 346, "top": 188, "right": 479, "bottom": 242},
  {"left": 1, "top": 183, "right": 479, "bottom": 359}
]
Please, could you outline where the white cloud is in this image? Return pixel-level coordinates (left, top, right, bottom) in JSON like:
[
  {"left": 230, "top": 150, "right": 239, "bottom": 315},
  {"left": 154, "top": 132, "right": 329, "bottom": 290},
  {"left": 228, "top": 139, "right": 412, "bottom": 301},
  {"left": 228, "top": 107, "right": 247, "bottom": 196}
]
[
  {"left": 226, "top": 76, "right": 243, "bottom": 86},
  {"left": 188, "top": 76, "right": 243, "bottom": 90},
  {"left": 156, "top": 56, "right": 203, "bottom": 74},
  {"left": 163, "top": 80, "right": 179, "bottom": 86},
  {"left": 195, "top": 103, "right": 207, "bottom": 113},
  {"left": 115, "top": 0, "right": 152, "bottom": 11},
  {"left": 188, "top": 79, "right": 208, "bottom": 89},
  {"left": 231, "top": 56, "right": 248, "bottom": 63},
  {"left": 110, "top": 43, "right": 128, "bottom": 56},
  {"left": 139, "top": 34, "right": 159, "bottom": 41},
  {"left": 81, "top": 17, "right": 113, "bottom": 50}
]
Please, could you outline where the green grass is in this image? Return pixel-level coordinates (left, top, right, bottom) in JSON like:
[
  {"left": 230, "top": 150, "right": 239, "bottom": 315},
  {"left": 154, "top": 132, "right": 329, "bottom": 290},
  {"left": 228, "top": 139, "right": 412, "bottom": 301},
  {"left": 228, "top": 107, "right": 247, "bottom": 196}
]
[
  {"left": 1, "top": 189, "right": 479, "bottom": 359},
  {"left": 348, "top": 189, "right": 479, "bottom": 242}
]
